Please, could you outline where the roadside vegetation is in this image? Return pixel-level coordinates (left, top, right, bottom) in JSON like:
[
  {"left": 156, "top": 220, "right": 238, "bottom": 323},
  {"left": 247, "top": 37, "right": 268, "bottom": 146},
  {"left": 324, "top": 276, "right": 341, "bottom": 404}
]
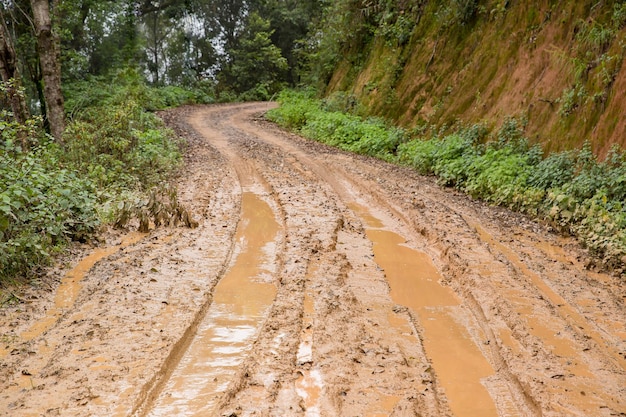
[
  {"left": 0, "top": 0, "right": 323, "bottom": 286},
  {"left": 267, "top": 90, "right": 626, "bottom": 273},
  {"left": 0, "top": 71, "right": 206, "bottom": 283}
]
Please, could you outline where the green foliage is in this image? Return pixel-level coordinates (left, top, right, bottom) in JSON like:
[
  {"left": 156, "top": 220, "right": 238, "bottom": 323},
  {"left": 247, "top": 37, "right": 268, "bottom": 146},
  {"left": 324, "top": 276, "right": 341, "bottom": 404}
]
[
  {"left": 452, "top": 0, "right": 479, "bottom": 25},
  {"left": 252, "top": 0, "right": 325, "bottom": 85},
  {"left": 269, "top": 90, "right": 626, "bottom": 271},
  {"left": 528, "top": 150, "right": 576, "bottom": 189},
  {"left": 299, "top": 0, "right": 376, "bottom": 88},
  {"left": 270, "top": 90, "right": 403, "bottom": 159},
  {"left": 612, "top": 2, "right": 626, "bottom": 29},
  {"left": 397, "top": 138, "right": 440, "bottom": 174},
  {"left": 431, "top": 134, "right": 478, "bottom": 187},
  {"left": 576, "top": 17, "right": 615, "bottom": 59},
  {"left": 64, "top": 69, "right": 213, "bottom": 117},
  {"left": 464, "top": 141, "right": 541, "bottom": 209},
  {"left": 378, "top": 11, "right": 415, "bottom": 46},
  {"left": 0, "top": 132, "right": 99, "bottom": 281},
  {"left": 435, "top": 0, "right": 481, "bottom": 30},
  {"left": 558, "top": 85, "right": 587, "bottom": 117},
  {"left": 321, "top": 91, "right": 360, "bottom": 114},
  {"left": 558, "top": 3, "right": 626, "bottom": 120},
  {"left": 1, "top": 70, "right": 189, "bottom": 283},
  {"left": 266, "top": 89, "right": 320, "bottom": 129},
  {"left": 63, "top": 72, "right": 185, "bottom": 193},
  {"left": 218, "top": 12, "right": 289, "bottom": 100}
]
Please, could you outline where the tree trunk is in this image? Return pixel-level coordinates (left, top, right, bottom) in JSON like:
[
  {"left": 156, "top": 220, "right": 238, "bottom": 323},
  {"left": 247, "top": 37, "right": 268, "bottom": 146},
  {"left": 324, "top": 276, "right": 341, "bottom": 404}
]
[
  {"left": 152, "top": 11, "right": 159, "bottom": 84},
  {"left": 30, "top": 0, "right": 64, "bottom": 142},
  {"left": 0, "top": 10, "right": 30, "bottom": 126}
]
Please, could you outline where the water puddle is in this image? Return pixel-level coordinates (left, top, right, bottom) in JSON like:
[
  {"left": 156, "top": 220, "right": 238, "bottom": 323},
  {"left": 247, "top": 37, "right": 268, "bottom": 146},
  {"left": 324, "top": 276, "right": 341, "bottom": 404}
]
[
  {"left": 295, "top": 368, "right": 323, "bottom": 416},
  {"left": 18, "top": 232, "right": 145, "bottom": 343},
  {"left": 516, "top": 231, "right": 626, "bottom": 343},
  {"left": 471, "top": 222, "right": 626, "bottom": 368},
  {"left": 468, "top": 222, "right": 626, "bottom": 356},
  {"left": 296, "top": 264, "right": 324, "bottom": 416},
  {"left": 148, "top": 192, "right": 279, "bottom": 416},
  {"left": 350, "top": 203, "right": 500, "bottom": 417}
]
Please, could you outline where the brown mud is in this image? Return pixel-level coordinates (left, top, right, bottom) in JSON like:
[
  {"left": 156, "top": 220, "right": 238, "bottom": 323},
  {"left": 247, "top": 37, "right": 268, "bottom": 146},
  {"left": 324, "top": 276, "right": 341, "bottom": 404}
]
[{"left": 0, "top": 103, "right": 624, "bottom": 417}]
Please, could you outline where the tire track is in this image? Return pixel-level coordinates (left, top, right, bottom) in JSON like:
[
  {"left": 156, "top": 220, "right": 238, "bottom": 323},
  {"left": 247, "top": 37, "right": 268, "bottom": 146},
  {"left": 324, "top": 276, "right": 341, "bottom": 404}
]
[
  {"left": 3, "top": 103, "right": 623, "bottom": 417},
  {"left": 229, "top": 103, "right": 625, "bottom": 416},
  {"left": 231, "top": 105, "right": 530, "bottom": 416}
]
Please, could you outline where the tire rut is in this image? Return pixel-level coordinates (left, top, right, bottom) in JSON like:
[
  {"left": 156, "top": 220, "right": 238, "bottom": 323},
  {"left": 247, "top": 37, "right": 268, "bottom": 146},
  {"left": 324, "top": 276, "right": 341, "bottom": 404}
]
[
  {"left": 225, "top": 104, "right": 625, "bottom": 416},
  {"left": 1, "top": 103, "right": 624, "bottom": 417}
]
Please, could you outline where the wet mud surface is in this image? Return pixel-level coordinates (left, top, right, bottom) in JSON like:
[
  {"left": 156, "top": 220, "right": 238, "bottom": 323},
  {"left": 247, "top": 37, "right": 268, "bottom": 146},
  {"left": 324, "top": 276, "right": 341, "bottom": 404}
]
[{"left": 1, "top": 103, "right": 625, "bottom": 416}]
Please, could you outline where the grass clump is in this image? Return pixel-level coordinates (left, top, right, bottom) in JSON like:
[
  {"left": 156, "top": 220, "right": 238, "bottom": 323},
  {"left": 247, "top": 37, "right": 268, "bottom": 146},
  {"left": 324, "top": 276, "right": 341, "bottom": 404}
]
[{"left": 268, "top": 90, "right": 626, "bottom": 272}]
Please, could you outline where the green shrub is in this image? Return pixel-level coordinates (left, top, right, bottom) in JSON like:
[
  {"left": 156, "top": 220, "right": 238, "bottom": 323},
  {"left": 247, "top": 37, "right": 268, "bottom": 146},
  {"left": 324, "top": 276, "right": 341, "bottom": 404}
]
[
  {"left": 63, "top": 101, "right": 182, "bottom": 192},
  {"left": 1, "top": 71, "right": 188, "bottom": 283},
  {"left": 346, "top": 118, "right": 405, "bottom": 159},
  {"left": 301, "top": 111, "right": 353, "bottom": 145},
  {"left": 266, "top": 89, "right": 319, "bottom": 129},
  {"left": 0, "top": 134, "right": 99, "bottom": 280},
  {"left": 464, "top": 146, "right": 533, "bottom": 206},
  {"left": 432, "top": 134, "right": 478, "bottom": 186},
  {"left": 528, "top": 150, "right": 576, "bottom": 189},
  {"left": 396, "top": 138, "right": 440, "bottom": 174},
  {"left": 64, "top": 69, "right": 214, "bottom": 118}
]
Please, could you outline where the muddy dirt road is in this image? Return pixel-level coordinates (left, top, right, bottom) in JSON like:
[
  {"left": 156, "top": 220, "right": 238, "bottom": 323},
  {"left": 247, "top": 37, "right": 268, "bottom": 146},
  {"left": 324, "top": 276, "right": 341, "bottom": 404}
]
[{"left": 1, "top": 103, "right": 625, "bottom": 416}]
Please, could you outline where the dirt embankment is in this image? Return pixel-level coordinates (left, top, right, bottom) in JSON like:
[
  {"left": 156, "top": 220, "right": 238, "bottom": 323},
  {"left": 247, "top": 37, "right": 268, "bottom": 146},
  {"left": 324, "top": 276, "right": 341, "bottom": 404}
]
[
  {"left": 0, "top": 103, "right": 624, "bottom": 416},
  {"left": 329, "top": 2, "right": 626, "bottom": 156}
]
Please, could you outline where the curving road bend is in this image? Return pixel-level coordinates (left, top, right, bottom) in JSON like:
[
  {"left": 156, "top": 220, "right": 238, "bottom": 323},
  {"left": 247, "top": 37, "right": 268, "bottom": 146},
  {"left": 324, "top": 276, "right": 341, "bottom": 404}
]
[{"left": 0, "top": 103, "right": 624, "bottom": 417}]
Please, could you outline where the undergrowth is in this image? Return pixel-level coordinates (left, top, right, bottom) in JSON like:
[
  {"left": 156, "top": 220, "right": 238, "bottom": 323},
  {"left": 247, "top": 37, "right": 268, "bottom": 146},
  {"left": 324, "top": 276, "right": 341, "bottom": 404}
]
[
  {"left": 0, "top": 131, "right": 99, "bottom": 280},
  {"left": 0, "top": 70, "right": 206, "bottom": 283},
  {"left": 267, "top": 90, "right": 626, "bottom": 273}
]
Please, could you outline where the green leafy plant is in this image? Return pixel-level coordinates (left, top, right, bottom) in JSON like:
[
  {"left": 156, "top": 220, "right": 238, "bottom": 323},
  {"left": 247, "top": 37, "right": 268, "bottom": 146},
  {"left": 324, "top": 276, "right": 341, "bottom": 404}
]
[
  {"left": 0, "top": 134, "right": 99, "bottom": 280},
  {"left": 1, "top": 72, "right": 195, "bottom": 283}
]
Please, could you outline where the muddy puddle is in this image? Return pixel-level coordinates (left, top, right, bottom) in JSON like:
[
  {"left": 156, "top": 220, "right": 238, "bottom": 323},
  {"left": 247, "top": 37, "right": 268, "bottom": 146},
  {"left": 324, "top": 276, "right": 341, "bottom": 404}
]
[
  {"left": 295, "top": 263, "right": 322, "bottom": 416},
  {"left": 18, "top": 232, "right": 146, "bottom": 344},
  {"left": 0, "top": 232, "right": 146, "bottom": 363},
  {"left": 0, "top": 232, "right": 147, "bottom": 412},
  {"left": 147, "top": 192, "right": 280, "bottom": 416},
  {"left": 350, "top": 203, "right": 500, "bottom": 417}
]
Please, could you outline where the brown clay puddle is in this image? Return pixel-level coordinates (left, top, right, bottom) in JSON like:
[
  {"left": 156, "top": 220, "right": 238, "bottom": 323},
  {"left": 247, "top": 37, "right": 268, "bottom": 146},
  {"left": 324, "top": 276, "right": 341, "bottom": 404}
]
[
  {"left": 295, "top": 264, "right": 323, "bottom": 415},
  {"left": 515, "top": 230, "right": 626, "bottom": 341},
  {"left": 0, "top": 232, "right": 146, "bottom": 400},
  {"left": 148, "top": 192, "right": 279, "bottom": 416},
  {"left": 16, "top": 232, "right": 146, "bottom": 344},
  {"left": 350, "top": 204, "right": 500, "bottom": 417}
]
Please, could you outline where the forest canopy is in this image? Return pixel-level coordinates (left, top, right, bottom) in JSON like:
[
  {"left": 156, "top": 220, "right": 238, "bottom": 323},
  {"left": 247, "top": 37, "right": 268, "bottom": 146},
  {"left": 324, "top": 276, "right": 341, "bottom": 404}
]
[{"left": 0, "top": 0, "right": 324, "bottom": 127}]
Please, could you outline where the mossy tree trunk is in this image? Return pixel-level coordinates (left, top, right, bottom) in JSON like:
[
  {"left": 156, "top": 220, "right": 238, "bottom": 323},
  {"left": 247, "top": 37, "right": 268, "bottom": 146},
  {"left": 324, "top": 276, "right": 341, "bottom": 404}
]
[
  {"left": 0, "top": 10, "right": 30, "bottom": 132},
  {"left": 30, "top": 0, "right": 64, "bottom": 143}
]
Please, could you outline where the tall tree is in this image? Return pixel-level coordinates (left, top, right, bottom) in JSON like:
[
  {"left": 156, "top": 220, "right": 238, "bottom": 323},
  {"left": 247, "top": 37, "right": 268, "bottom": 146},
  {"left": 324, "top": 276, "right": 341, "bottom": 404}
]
[
  {"left": 251, "top": 0, "right": 324, "bottom": 84},
  {"left": 218, "top": 11, "right": 287, "bottom": 97},
  {"left": 30, "top": 0, "right": 64, "bottom": 141},
  {"left": 0, "top": 9, "right": 29, "bottom": 126}
]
